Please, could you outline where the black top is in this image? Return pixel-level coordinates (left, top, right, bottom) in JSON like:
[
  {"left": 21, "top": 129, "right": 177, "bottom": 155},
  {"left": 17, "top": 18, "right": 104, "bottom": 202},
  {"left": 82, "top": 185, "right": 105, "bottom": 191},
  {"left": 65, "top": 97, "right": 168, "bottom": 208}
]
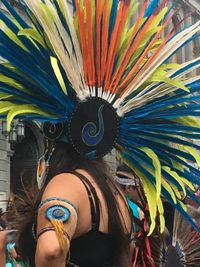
[{"left": 67, "top": 171, "right": 115, "bottom": 267}]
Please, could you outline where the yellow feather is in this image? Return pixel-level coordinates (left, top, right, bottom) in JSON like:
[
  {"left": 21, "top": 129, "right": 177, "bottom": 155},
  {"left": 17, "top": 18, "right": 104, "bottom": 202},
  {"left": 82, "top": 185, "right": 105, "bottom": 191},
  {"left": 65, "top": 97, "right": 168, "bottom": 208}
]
[
  {"left": 140, "top": 147, "right": 161, "bottom": 200},
  {"left": 0, "top": 93, "right": 12, "bottom": 100},
  {"left": 157, "top": 197, "right": 165, "bottom": 233},
  {"left": 161, "top": 178, "right": 177, "bottom": 204},
  {"left": 118, "top": 150, "right": 158, "bottom": 235},
  {"left": 0, "top": 20, "right": 28, "bottom": 52},
  {"left": 170, "top": 183, "right": 182, "bottom": 200},
  {"left": 178, "top": 200, "right": 187, "bottom": 212},
  {"left": 18, "top": 28, "right": 46, "bottom": 48},
  {"left": 50, "top": 57, "right": 67, "bottom": 95},
  {"left": 163, "top": 166, "right": 186, "bottom": 197},
  {"left": 6, "top": 105, "right": 51, "bottom": 131},
  {"left": 184, "top": 146, "right": 200, "bottom": 168},
  {"left": 175, "top": 116, "right": 200, "bottom": 128},
  {"left": 0, "top": 102, "right": 14, "bottom": 115},
  {"left": 0, "top": 74, "right": 29, "bottom": 93}
]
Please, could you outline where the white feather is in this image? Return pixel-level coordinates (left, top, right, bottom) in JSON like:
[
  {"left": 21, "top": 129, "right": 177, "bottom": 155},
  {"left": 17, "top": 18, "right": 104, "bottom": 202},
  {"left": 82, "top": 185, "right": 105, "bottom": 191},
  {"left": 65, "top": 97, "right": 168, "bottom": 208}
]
[
  {"left": 119, "top": 21, "right": 200, "bottom": 105},
  {"left": 24, "top": 0, "right": 86, "bottom": 100},
  {"left": 117, "top": 22, "right": 200, "bottom": 114}
]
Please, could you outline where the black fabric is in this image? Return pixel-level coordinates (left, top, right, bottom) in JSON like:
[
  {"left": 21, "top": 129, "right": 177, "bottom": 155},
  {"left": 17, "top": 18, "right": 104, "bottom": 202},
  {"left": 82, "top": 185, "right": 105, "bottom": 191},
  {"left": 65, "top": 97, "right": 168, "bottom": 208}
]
[
  {"left": 69, "top": 231, "right": 115, "bottom": 267},
  {"left": 72, "top": 171, "right": 100, "bottom": 230},
  {"left": 163, "top": 201, "right": 175, "bottom": 235},
  {"left": 68, "top": 171, "right": 115, "bottom": 267}
]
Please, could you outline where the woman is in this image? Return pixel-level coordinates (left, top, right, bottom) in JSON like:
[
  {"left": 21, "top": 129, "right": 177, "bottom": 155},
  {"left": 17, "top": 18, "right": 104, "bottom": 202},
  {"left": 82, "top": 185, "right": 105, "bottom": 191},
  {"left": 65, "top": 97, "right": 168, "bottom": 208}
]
[
  {"left": 1, "top": 0, "right": 200, "bottom": 266},
  {"left": 16, "top": 141, "right": 133, "bottom": 267},
  {"left": 115, "top": 164, "right": 144, "bottom": 222},
  {"left": 0, "top": 216, "right": 18, "bottom": 267}
]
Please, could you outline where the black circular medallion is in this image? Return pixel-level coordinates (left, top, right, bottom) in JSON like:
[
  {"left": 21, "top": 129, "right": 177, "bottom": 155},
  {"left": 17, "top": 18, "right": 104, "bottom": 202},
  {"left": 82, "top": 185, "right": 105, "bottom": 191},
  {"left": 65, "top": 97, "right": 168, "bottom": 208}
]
[
  {"left": 43, "top": 122, "right": 64, "bottom": 141},
  {"left": 68, "top": 97, "right": 119, "bottom": 158}
]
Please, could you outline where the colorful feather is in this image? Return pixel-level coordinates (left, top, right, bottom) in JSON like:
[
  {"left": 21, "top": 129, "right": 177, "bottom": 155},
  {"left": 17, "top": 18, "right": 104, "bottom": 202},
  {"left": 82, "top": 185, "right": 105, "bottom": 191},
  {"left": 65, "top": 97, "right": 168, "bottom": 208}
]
[{"left": 0, "top": 0, "right": 200, "bottom": 234}]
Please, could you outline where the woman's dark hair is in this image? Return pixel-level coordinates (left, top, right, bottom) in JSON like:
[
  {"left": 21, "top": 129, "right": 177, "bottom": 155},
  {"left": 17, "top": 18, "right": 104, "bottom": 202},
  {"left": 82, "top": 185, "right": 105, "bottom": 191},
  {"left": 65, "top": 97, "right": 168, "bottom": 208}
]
[
  {"left": 0, "top": 213, "right": 7, "bottom": 229},
  {"left": 16, "top": 141, "right": 132, "bottom": 266}
]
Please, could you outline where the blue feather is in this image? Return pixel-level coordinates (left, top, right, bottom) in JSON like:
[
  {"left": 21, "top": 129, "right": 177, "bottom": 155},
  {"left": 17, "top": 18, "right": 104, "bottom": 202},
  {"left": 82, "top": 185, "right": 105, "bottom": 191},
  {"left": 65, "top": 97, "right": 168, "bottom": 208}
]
[
  {"left": 144, "top": 0, "right": 159, "bottom": 18},
  {"left": 162, "top": 188, "right": 200, "bottom": 233},
  {"left": 1, "top": 47, "right": 67, "bottom": 105},
  {"left": 168, "top": 167, "right": 200, "bottom": 186},
  {"left": 130, "top": 147, "right": 192, "bottom": 189},
  {"left": 53, "top": 0, "right": 72, "bottom": 38},
  {"left": 132, "top": 92, "right": 200, "bottom": 119},
  {"left": 119, "top": 132, "right": 196, "bottom": 163},
  {"left": 163, "top": 152, "right": 200, "bottom": 178},
  {"left": 129, "top": 78, "right": 200, "bottom": 106},
  {"left": 126, "top": 129, "right": 200, "bottom": 149},
  {"left": 119, "top": 148, "right": 157, "bottom": 185},
  {"left": 0, "top": 63, "right": 75, "bottom": 112},
  {"left": 0, "top": 10, "right": 45, "bottom": 66},
  {"left": 172, "top": 60, "right": 200, "bottom": 78},
  {"left": 166, "top": 33, "right": 200, "bottom": 62},
  {"left": 1, "top": 0, "right": 29, "bottom": 28},
  {"left": 119, "top": 145, "right": 200, "bottom": 232},
  {"left": 120, "top": 120, "right": 200, "bottom": 134},
  {"left": 0, "top": 23, "right": 53, "bottom": 74},
  {"left": 183, "top": 170, "right": 200, "bottom": 186},
  {"left": 0, "top": 11, "right": 19, "bottom": 34},
  {"left": 0, "top": 83, "right": 62, "bottom": 115},
  {"left": 0, "top": 23, "right": 70, "bottom": 101},
  {"left": 187, "top": 190, "right": 200, "bottom": 206},
  {"left": 109, "top": 0, "right": 119, "bottom": 41},
  {"left": 126, "top": 96, "right": 200, "bottom": 119},
  {"left": 71, "top": 0, "right": 76, "bottom": 12}
]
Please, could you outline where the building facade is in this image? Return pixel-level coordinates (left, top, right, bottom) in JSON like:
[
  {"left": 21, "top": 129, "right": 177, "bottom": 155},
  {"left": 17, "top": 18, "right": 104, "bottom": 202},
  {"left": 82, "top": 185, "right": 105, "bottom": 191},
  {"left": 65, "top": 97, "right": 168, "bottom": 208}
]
[{"left": 0, "top": 0, "right": 199, "bottom": 211}]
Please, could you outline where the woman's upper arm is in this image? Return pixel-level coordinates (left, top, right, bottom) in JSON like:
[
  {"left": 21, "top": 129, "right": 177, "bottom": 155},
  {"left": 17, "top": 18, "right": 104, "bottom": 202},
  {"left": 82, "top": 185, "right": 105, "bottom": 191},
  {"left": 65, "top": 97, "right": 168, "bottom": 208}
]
[
  {"left": 0, "top": 231, "right": 7, "bottom": 251},
  {"left": 36, "top": 173, "right": 82, "bottom": 257}
]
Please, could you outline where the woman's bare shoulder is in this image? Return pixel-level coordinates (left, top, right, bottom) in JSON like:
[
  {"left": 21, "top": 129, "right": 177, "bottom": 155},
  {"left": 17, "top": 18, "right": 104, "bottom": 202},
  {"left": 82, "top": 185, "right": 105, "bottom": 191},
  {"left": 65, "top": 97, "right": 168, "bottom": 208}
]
[
  {"left": 49, "top": 172, "right": 82, "bottom": 185},
  {"left": 42, "top": 172, "right": 86, "bottom": 204}
]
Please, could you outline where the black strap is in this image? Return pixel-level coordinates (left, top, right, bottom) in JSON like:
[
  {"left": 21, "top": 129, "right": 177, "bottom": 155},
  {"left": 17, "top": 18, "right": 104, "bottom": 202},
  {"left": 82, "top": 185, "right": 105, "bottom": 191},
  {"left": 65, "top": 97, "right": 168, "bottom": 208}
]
[{"left": 70, "top": 171, "right": 100, "bottom": 230}]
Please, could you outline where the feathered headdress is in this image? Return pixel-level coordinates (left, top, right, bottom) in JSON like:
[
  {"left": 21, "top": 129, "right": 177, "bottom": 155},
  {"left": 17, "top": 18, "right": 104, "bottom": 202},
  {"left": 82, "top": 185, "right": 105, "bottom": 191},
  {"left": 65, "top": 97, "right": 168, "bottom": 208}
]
[
  {"left": 1, "top": 0, "right": 200, "bottom": 234},
  {"left": 154, "top": 209, "right": 200, "bottom": 267}
]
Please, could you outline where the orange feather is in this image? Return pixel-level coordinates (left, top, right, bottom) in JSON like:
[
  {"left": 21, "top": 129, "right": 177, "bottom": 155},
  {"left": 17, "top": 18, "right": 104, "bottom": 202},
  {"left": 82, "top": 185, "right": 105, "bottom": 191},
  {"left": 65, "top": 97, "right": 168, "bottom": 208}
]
[
  {"left": 101, "top": 1, "right": 109, "bottom": 85},
  {"left": 109, "top": 0, "right": 148, "bottom": 94},
  {"left": 75, "top": 0, "right": 89, "bottom": 84},
  {"left": 85, "top": 0, "right": 95, "bottom": 86},
  {"left": 96, "top": 0, "right": 101, "bottom": 87},
  {"left": 104, "top": 1, "right": 123, "bottom": 91},
  {"left": 104, "top": 1, "right": 131, "bottom": 92},
  {"left": 119, "top": 13, "right": 174, "bottom": 96}
]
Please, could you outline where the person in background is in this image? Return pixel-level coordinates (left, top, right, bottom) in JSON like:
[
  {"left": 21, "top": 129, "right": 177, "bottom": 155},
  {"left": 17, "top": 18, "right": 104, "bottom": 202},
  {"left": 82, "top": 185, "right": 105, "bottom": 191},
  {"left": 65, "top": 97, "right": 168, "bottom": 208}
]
[
  {"left": 0, "top": 208, "right": 25, "bottom": 267},
  {"left": 0, "top": 209, "right": 8, "bottom": 266},
  {"left": 115, "top": 164, "right": 144, "bottom": 223}
]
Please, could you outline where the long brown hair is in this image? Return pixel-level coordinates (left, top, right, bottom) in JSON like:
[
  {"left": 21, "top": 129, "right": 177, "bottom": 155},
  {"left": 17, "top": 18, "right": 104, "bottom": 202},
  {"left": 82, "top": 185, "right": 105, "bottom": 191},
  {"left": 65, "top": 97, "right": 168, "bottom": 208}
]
[{"left": 15, "top": 141, "right": 132, "bottom": 266}]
